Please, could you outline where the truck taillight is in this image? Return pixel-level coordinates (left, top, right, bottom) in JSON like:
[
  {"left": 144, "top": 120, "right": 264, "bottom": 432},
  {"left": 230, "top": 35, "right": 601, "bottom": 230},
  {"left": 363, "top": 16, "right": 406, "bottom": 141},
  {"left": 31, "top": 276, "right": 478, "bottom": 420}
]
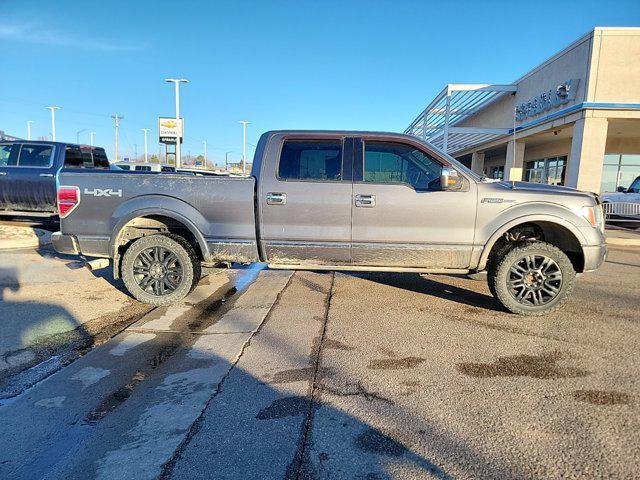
[{"left": 57, "top": 186, "right": 80, "bottom": 218}]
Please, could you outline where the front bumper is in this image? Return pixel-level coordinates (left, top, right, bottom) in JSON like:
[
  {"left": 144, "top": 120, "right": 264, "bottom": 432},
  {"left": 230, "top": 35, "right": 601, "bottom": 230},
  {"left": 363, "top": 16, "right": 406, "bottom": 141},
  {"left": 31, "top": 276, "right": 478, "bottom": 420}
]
[
  {"left": 582, "top": 243, "right": 607, "bottom": 272},
  {"left": 51, "top": 232, "right": 79, "bottom": 255}
]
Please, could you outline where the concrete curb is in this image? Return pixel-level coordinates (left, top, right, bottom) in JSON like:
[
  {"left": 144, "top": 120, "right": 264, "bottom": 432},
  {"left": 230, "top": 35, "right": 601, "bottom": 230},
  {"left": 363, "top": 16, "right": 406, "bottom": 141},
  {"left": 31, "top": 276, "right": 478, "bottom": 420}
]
[
  {"left": 0, "top": 226, "right": 52, "bottom": 250},
  {"left": 606, "top": 237, "right": 640, "bottom": 247}
]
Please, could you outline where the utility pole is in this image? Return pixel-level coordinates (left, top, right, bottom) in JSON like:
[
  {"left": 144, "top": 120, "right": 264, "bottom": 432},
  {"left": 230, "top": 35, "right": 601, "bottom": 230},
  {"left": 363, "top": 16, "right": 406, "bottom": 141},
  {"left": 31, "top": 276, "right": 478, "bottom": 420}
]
[
  {"left": 46, "top": 106, "right": 61, "bottom": 141},
  {"left": 164, "top": 78, "right": 189, "bottom": 168},
  {"left": 27, "top": 121, "right": 33, "bottom": 140},
  {"left": 141, "top": 129, "right": 150, "bottom": 162},
  {"left": 111, "top": 114, "right": 123, "bottom": 162},
  {"left": 239, "top": 120, "right": 250, "bottom": 174},
  {"left": 134, "top": 144, "right": 138, "bottom": 161},
  {"left": 90, "top": 132, "right": 95, "bottom": 146}
]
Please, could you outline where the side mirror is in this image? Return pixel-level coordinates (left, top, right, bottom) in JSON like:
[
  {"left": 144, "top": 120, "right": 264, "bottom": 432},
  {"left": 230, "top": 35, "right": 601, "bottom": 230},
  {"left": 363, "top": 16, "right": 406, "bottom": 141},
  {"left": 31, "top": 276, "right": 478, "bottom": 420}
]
[
  {"left": 617, "top": 186, "right": 627, "bottom": 193},
  {"left": 440, "top": 167, "right": 461, "bottom": 191}
]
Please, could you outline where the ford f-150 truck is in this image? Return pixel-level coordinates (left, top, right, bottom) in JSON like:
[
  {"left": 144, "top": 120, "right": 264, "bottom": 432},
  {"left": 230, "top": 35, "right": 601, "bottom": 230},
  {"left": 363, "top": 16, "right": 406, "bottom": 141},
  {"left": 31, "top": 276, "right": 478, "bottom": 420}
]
[
  {"left": 52, "top": 131, "right": 607, "bottom": 315},
  {"left": 0, "top": 140, "right": 111, "bottom": 215}
]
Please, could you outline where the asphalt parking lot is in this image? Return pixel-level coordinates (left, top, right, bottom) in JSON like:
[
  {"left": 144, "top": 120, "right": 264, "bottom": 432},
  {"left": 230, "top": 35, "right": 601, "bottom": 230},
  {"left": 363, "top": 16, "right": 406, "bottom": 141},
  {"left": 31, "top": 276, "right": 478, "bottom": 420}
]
[{"left": 0, "top": 231, "right": 638, "bottom": 479}]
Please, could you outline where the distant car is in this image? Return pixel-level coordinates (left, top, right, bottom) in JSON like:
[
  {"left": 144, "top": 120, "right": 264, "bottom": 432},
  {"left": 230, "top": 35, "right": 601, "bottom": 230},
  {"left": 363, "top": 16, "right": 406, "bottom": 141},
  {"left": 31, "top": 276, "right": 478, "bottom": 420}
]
[
  {"left": 114, "top": 162, "right": 175, "bottom": 173},
  {"left": 0, "top": 141, "right": 111, "bottom": 216},
  {"left": 601, "top": 175, "right": 640, "bottom": 226}
]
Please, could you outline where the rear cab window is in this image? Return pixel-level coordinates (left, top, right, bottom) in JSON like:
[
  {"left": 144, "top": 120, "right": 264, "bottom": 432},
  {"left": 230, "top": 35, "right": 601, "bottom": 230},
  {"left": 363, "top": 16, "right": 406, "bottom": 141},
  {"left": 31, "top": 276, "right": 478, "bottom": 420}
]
[
  {"left": 65, "top": 146, "right": 110, "bottom": 169},
  {"left": 278, "top": 139, "right": 343, "bottom": 181}
]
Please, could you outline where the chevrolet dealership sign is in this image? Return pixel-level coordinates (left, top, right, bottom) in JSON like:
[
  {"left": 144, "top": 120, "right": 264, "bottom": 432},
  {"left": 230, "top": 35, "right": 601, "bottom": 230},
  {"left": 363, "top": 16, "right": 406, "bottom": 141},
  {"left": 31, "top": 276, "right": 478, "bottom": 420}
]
[
  {"left": 158, "top": 117, "right": 184, "bottom": 144},
  {"left": 515, "top": 79, "right": 579, "bottom": 122}
]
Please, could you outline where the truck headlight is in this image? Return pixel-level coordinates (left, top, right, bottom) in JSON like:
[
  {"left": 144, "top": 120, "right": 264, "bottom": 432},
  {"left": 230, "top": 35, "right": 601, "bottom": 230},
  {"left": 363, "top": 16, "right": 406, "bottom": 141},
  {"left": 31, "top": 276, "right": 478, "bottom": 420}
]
[{"left": 581, "top": 205, "right": 603, "bottom": 230}]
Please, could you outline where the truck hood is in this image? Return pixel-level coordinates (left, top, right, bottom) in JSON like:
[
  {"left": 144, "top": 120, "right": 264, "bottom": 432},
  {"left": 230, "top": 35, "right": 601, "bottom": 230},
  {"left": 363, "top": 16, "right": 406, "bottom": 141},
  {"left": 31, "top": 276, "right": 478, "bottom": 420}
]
[{"left": 495, "top": 181, "right": 592, "bottom": 198}]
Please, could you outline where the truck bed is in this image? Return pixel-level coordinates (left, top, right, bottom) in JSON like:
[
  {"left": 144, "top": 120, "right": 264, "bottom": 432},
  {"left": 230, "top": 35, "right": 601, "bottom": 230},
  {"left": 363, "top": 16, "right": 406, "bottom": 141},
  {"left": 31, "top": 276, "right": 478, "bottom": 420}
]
[{"left": 58, "top": 170, "right": 259, "bottom": 262}]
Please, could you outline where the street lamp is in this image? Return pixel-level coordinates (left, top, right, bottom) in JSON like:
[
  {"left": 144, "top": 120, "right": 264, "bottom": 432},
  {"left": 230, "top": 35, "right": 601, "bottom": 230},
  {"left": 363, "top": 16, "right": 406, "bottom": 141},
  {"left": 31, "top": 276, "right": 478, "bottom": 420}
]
[
  {"left": 46, "top": 106, "right": 61, "bottom": 141},
  {"left": 27, "top": 121, "right": 33, "bottom": 140},
  {"left": 165, "top": 78, "right": 189, "bottom": 168},
  {"left": 239, "top": 120, "right": 250, "bottom": 174},
  {"left": 202, "top": 140, "right": 207, "bottom": 167},
  {"left": 76, "top": 128, "right": 88, "bottom": 144},
  {"left": 90, "top": 132, "right": 95, "bottom": 146},
  {"left": 141, "top": 128, "right": 150, "bottom": 162}
]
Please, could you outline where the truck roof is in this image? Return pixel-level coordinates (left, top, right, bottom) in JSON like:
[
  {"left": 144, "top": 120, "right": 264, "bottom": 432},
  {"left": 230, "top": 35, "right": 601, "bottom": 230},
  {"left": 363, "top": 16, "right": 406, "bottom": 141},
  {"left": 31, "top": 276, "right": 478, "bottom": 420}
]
[{"left": 0, "top": 139, "right": 103, "bottom": 149}]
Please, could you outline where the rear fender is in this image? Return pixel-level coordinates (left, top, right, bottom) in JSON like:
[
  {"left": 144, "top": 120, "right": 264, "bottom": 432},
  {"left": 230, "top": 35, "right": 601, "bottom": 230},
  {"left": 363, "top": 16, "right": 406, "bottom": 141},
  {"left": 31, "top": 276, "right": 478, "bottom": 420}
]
[{"left": 109, "top": 195, "right": 211, "bottom": 261}]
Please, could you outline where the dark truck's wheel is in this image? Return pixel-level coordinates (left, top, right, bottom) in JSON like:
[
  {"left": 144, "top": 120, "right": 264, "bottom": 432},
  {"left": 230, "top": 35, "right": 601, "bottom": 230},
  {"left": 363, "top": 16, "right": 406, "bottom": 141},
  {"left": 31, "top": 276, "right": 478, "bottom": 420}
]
[
  {"left": 122, "top": 234, "right": 201, "bottom": 306},
  {"left": 488, "top": 242, "right": 575, "bottom": 316}
]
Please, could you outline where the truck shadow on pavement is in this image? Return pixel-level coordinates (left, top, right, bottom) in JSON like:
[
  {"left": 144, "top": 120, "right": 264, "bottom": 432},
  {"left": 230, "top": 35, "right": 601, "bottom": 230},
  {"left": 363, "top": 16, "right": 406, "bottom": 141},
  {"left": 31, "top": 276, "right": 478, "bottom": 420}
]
[{"left": 350, "top": 272, "right": 502, "bottom": 312}]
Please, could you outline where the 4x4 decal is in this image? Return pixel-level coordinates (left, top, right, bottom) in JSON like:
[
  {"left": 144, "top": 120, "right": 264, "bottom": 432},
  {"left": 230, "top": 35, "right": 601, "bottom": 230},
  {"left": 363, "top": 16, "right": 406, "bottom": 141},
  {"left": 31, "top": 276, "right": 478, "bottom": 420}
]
[{"left": 83, "top": 188, "right": 122, "bottom": 197}]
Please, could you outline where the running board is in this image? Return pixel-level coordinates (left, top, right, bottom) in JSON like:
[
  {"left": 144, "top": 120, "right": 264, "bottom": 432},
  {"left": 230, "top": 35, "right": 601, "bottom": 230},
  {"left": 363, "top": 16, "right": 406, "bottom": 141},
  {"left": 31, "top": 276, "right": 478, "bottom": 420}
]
[{"left": 267, "top": 263, "right": 469, "bottom": 274}]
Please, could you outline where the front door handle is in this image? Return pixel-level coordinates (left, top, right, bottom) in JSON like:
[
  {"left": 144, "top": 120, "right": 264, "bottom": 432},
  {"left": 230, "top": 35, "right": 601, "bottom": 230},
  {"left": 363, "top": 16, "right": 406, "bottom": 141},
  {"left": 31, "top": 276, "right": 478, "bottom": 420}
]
[
  {"left": 266, "top": 192, "right": 287, "bottom": 205},
  {"left": 0, "top": 172, "right": 6, "bottom": 176},
  {"left": 39, "top": 173, "right": 54, "bottom": 177},
  {"left": 355, "top": 194, "right": 376, "bottom": 207}
]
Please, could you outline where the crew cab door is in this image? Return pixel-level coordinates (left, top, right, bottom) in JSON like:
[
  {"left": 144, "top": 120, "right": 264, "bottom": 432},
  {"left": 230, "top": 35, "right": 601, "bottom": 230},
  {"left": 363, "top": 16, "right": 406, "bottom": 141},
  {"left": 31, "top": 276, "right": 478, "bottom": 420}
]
[
  {"left": 0, "top": 143, "right": 57, "bottom": 212},
  {"left": 350, "top": 138, "right": 477, "bottom": 269},
  {"left": 258, "top": 136, "right": 353, "bottom": 264}
]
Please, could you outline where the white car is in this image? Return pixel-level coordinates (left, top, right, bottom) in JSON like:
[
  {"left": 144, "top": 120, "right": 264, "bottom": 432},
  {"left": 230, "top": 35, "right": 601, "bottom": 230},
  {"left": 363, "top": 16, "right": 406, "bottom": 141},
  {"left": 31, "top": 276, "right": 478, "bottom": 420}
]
[{"left": 601, "top": 175, "right": 640, "bottom": 225}]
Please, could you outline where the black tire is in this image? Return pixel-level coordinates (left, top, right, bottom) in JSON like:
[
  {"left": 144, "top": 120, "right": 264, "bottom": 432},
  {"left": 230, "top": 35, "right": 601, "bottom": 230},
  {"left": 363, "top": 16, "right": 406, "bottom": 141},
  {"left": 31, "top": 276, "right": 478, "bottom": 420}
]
[
  {"left": 488, "top": 242, "right": 576, "bottom": 316},
  {"left": 121, "top": 233, "right": 201, "bottom": 306},
  {"left": 486, "top": 241, "right": 516, "bottom": 299}
]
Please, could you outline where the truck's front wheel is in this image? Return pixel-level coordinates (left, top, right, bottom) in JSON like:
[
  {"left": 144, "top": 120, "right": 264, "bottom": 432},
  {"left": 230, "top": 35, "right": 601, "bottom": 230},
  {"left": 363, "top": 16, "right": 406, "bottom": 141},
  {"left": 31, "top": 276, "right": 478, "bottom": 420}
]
[
  {"left": 122, "top": 234, "right": 201, "bottom": 306},
  {"left": 488, "top": 242, "right": 576, "bottom": 316}
]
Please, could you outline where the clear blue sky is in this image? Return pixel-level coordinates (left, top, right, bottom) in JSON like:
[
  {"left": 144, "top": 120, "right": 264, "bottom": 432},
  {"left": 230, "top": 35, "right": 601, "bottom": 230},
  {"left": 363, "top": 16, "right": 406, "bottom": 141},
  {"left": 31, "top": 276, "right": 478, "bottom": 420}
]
[{"left": 1, "top": 0, "right": 638, "bottom": 164}]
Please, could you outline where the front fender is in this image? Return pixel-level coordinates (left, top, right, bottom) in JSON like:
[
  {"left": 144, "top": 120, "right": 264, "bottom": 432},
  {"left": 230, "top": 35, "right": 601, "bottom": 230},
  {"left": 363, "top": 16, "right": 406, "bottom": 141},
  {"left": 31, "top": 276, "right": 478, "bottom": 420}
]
[
  {"left": 476, "top": 203, "right": 589, "bottom": 270},
  {"left": 109, "top": 195, "right": 211, "bottom": 261}
]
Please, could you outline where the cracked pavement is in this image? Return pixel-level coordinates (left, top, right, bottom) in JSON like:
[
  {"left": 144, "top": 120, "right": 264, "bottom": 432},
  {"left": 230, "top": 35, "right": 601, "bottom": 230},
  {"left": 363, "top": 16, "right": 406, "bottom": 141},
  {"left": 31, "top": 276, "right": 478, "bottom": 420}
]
[{"left": 0, "top": 246, "right": 638, "bottom": 479}]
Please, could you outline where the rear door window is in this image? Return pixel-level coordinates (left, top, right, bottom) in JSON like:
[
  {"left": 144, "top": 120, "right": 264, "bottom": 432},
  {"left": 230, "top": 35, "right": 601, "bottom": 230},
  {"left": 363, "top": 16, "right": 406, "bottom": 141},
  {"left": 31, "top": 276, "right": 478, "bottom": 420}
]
[
  {"left": 18, "top": 144, "right": 53, "bottom": 167},
  {"left": 278, "top": 140, "right": 343, "bottom": 181},
  {"left": 0, "top": 144, "right": 18, "bottom": 166}
]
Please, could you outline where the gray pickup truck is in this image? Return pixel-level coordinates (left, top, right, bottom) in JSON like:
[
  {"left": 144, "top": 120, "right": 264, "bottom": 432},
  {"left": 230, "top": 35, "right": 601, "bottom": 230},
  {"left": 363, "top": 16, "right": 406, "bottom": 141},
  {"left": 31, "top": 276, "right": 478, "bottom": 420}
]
[{"left": 53, "top": 131, "right": 606, "bottom": 315}]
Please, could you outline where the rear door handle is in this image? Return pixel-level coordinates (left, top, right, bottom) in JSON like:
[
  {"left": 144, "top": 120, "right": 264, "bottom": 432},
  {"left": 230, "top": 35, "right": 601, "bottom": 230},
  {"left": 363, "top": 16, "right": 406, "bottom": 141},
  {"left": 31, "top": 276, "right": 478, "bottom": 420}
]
[
  {"left": 0, "top": 172, "right": 6, "bottom": 176},
  {"left": 39, "top": 173, "right": 54, "bottom": 177},
  {"left": 355, "top": 194, "right": 376, "bottom": 207},
  {"left": 266, "top": 192, "right": 287, "bottom": 205}
]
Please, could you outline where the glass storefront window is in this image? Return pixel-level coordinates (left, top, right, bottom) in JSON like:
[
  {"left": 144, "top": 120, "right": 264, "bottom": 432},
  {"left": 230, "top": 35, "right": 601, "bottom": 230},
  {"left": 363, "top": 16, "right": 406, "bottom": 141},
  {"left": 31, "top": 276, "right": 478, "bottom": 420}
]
[
  {"left": 525, "top": 156, "right": 566, "bottom": 185},
  {"left": 600, "top": 154, "right": 640, "bottom": 192}
]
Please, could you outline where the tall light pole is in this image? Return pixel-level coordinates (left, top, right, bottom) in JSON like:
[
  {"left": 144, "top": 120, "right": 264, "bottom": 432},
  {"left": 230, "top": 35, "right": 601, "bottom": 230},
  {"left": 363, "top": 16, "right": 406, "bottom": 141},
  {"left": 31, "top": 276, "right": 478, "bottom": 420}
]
[
  {"left": 239, "top": 120, "right": 250, "bottom": 174},
  {"left": 165, "top": 78, "right": 189, "bottom": 168},
  {"left": 27, "top": 121, "right": 33, "bottom": 140},
  {"left": 76, "top": 128, "right": 88, "bottom": 144},
  {"left": 90, "top": 132, "right": 95, "bottom": 146},
  {"left": 141, "top": 128, "right": 150, "bottom": 162},
  {"left": 225, "top": 151, "right": 232, "bottom": 171},
  {"left": 202, "top": 140, "right": 207, "bottom": 167},
  {"left": 111, "top": 114, "right": 123, "bottom": 161},
  {"left": 46, "top": 106, "right": 61, "bottom": 141}
]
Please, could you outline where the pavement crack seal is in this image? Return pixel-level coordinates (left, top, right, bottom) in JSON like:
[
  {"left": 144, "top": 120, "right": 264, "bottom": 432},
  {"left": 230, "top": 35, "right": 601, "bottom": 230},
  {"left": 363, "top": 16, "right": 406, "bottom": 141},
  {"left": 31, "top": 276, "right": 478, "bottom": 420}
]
[
  {"left": 157, "top": 272, "right": 295, "bottom": 480},
  {"left": 289, "top": 272, "right": 335, "bottom": 480},
  {"left": 319, "top": 380, "right": 393, "bottom": 405}
]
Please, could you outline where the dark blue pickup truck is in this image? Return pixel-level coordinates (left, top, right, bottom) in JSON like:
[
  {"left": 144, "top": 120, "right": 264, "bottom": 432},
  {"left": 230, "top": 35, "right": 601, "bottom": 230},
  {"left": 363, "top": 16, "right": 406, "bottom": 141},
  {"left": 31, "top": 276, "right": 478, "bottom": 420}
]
[{"left": 0, "top": 140, "right": 111, "bottom": 215}]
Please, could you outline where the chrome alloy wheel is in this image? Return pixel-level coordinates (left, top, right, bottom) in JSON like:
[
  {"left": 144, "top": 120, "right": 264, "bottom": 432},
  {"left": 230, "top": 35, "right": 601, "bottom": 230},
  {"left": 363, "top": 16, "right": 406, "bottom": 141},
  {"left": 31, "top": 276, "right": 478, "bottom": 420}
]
[
  {"left": 507, "top": 254, "right": 563, "bottom": 306},
  {"left": 133, "top": 246, "right": 183, "bottom": 296}
]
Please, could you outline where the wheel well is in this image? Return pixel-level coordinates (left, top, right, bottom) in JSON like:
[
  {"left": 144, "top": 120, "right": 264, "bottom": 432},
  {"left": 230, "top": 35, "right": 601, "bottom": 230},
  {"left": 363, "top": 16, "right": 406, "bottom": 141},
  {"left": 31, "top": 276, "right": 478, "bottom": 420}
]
[
  {"left": 487, "top": 221, "right": 585, "bottom": 272},
  {"left": 113, "top": 215, "right": 204, "bottom": 278}
]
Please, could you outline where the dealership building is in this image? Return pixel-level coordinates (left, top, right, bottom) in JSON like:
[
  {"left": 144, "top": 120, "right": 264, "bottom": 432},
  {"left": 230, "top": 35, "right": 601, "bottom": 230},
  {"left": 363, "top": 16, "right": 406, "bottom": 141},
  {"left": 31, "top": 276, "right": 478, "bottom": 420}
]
[{"left": 405, "top": 27, "right": 640, "bottom": 194}]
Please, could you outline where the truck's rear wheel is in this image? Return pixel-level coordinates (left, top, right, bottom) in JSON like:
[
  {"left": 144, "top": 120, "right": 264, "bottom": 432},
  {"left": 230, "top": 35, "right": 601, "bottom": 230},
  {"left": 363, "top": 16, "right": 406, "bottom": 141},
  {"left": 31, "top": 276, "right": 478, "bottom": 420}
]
[
  {"left": 122, "top": 234, "right": 201, "bottom": 306},
  {"left": 488, "top": 242, "right": 575, "bottom": 316}
]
